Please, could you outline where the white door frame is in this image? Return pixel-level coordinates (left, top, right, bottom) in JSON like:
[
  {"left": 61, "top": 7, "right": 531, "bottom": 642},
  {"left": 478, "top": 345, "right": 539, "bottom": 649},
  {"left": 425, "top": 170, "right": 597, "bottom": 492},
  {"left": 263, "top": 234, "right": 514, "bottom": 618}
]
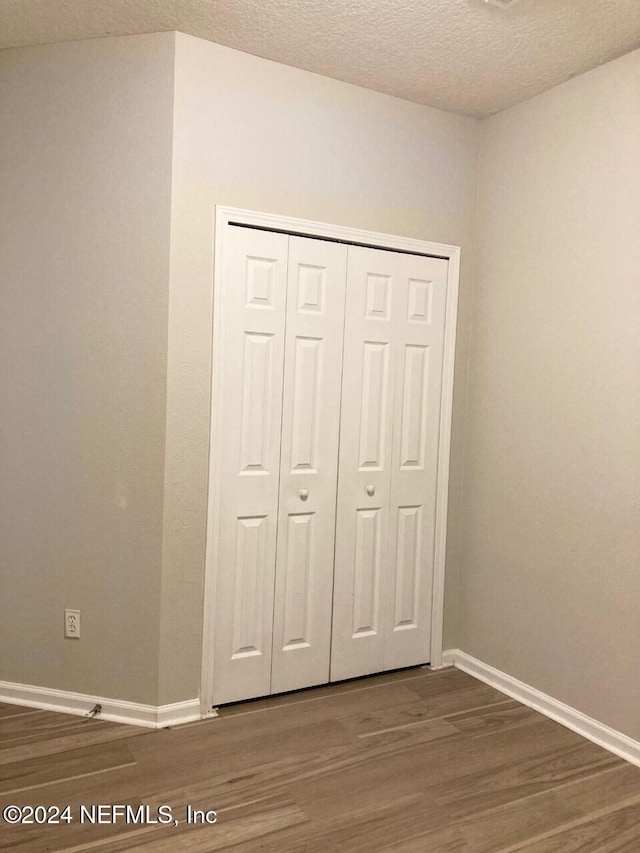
[{"left": 200, "top": 206, "right": 461, "bottom": 714}]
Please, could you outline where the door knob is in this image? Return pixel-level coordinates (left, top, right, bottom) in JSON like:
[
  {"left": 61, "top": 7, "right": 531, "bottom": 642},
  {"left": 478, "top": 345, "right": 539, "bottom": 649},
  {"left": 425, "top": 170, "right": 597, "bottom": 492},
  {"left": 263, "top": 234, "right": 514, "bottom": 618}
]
[
  {"left": 299, "top": 489, "right": 309, "bottom": 501},
  {"left": 366, "top": 484, "right": 375, "bottom": 496}
]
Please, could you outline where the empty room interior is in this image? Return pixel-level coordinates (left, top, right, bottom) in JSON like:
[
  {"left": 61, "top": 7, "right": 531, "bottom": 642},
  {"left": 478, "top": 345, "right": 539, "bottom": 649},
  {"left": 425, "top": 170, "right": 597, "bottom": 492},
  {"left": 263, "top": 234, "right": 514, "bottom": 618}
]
[{"left": 1, "top": 0, "right": 640, "bottom": 850}]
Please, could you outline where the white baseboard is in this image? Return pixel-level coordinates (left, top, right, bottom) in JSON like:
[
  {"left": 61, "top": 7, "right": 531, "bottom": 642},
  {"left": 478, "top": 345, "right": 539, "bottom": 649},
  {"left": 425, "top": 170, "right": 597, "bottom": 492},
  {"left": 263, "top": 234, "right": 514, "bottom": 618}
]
[
  {"left": 442, "top": 649, "right": 640, "bottom": 769},
  {"left": 0, "top": 680, "right": 201, "bottom": 729},
  {"left": 155, "top": 700, "right": 203, "bottom": 728}
]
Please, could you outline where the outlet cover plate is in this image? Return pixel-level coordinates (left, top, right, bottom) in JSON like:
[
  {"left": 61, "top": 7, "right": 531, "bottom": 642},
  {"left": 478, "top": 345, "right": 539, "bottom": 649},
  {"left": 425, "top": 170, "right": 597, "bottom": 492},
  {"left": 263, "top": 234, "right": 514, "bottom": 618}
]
[{"left": 65, "top": 609, "right": 81, "bottom": 639}]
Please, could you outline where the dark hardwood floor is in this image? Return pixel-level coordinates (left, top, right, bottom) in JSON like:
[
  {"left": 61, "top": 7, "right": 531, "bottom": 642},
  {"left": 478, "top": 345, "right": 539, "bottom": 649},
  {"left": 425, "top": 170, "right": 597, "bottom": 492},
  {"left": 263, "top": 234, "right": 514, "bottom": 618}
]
[{"left": 1, "top": 667, "right": 639, "bottom": 851}]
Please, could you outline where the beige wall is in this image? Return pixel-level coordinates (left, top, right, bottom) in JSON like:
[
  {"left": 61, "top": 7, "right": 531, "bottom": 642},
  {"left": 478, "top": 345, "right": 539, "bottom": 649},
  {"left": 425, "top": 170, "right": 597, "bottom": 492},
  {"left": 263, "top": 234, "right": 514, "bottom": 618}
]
[
  {"left": 0, "top": 34, "right": 175, "bottom": 704},
  {"left": 159, "top": 33, "right": 479, "bottom": 704},
  {"left": 461, "top": 49, "right": 640, "bottom": 738}
]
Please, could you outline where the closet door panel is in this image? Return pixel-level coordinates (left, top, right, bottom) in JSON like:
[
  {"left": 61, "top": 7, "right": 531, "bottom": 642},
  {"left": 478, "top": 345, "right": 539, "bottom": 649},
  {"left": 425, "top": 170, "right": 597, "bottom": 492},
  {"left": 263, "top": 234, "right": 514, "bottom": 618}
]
[
  {"left": 383, "top": 254, "right": 448, "bottom": 670},
  {"left": 212, "top": 227, "right": 289, "bottom": 705},
  {"left": 330, "top": 246, "right": 398, "bottom": 682},
  {"left": 271, "top": 237, "right": 348, "bottom": 694},
  {"left": 211, "top": 224, "right": 451, "bottom": 704}
]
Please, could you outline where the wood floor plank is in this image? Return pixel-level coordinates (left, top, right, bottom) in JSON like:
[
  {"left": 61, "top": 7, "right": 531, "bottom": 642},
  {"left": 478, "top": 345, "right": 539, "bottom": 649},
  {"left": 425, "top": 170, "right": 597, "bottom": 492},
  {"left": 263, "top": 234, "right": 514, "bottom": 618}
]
[
  {"left": 511, "top": 799, "right": 640, "bottom": 852},
  {"left": 126, "top": 802, "right": 306, "bottom": 853},
  {"left": 433, "top": 740, "right": 621, "bottom": 817},
  {"left": 0, "top": 721, "right": 151, "bottom": 767},
  {"left": 248, "top": 766, "right": 639, "bottom": 853},
  {"left": 0, "top": 668, "right": 638, "bottom": 853},
  {"left": 0, "top": 721, "right": 353, "bottom": 852},
  {"left": 217, "top": 667, "right": 436, "bottom": 717},
  {"left": 222, "top": 791, "right": 441, "bottom": 853},
  {"left": 338, "top": 684, "right": 514, "bottom": 737},
  {"left": 0, "top": 704, "right": 44, "bottom": 720},
  {"left": 195, "top": 718, "right": 455, "bottom": 819},
  {"left": 132, "top": 715, "right": 452, "bottom": 815},
  {"left": 53, "top": 797, "right": 308, "bottom": 853},
  {"left": 277, "top": 720, "right": 569, "bottom": 828},
  {"left": 0, "top": 711, "right": 94, "bottom": 746},
  {"left": 216, "top": 680, "right": 428, "bottom": 731},
  {"left": 404, "top": 667, "right": 488, "bottom": 698},
  {"left": 133, "top": 713, "right": 590, "bottom": 826},
  {"left": 0, "top": 739, "right": 136, "bottom": 796},
  {"left": 0, "top": 770, "right": 144, "bottom": 853},
  {"left": 385, "top": 764, "right": 640, "bottom": 853},
  {"left": 129, "top": 715, "right": 359, "bottom": 783},
  {"left": 445, "top": 700, "right": 541, "bottom": 738}
]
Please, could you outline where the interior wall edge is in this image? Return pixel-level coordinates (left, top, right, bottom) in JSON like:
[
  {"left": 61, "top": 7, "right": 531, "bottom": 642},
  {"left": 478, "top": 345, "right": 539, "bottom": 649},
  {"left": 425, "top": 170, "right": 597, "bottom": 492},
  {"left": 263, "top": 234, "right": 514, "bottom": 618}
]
[{"left": 441, "top": 118, "right": 482, "bottom": 652}]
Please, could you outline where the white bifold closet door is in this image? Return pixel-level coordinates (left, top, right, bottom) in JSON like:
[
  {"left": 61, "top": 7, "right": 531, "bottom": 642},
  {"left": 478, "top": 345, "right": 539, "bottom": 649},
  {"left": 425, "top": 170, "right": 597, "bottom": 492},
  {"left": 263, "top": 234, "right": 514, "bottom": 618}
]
[
  {"left": 330, "top": 246, "right": 448, "bottom": 681},
  {"left": 211, "top": 224, "right": 448, "bottom": 706},
  {"left": 212, "top": 226, "right": 347, "bottom": 705},
  {"left": 270, "top": 237, "right": 347, "bottom": 694}
]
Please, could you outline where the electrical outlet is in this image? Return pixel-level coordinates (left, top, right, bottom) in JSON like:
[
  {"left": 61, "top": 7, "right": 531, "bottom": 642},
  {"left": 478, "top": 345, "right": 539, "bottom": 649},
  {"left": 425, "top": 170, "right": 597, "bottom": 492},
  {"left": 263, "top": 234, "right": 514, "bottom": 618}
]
[{"left": 64, "top": 609, "right": 81, "bottom": 638}]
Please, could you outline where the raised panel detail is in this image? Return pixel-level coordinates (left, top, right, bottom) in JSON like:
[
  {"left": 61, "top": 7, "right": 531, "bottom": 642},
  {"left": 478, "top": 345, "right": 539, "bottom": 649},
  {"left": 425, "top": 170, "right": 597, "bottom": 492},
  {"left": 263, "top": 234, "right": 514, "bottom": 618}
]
[
  {"left": 400, "top": 345, "right": 430, "bottom": 470},
  {"left": 358, "top": 342, "right": 389, "bottom": 470},
  {"left": 297, "top": 265, "right": 325, "bottom": 314},
  {"left": 231, "top": 516, "right": 267, "bottom": 658},
  {"left": 290, "top": 337, "right": 322, "bottom": 472},
  {"left": 352, "top": 508, "right": 382, "bottom": 637},
  {"left": 239, "top": 333, "right": 274, "bottom": 474},
  {"left": 393, "top": 506, "right": 422, "bottom": 630},
  {"left": 246, "top": 257, "right": 276, "bottom": 308},
  {"left": 365, "top": 274, "right": 391, "bottom": 320},
  {"left": 282, "top": 513, "right": 314, "bottom": 650},
  {"left": 408, "top": 279, "right": 433, "bottom": 323}
]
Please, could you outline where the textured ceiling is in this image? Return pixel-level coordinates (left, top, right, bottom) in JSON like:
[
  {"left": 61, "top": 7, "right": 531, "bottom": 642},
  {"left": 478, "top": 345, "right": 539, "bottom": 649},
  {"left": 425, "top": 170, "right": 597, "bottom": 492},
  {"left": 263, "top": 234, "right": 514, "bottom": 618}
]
[{"left": 1, "top": 0, "right": 640, "bottom": 116}]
